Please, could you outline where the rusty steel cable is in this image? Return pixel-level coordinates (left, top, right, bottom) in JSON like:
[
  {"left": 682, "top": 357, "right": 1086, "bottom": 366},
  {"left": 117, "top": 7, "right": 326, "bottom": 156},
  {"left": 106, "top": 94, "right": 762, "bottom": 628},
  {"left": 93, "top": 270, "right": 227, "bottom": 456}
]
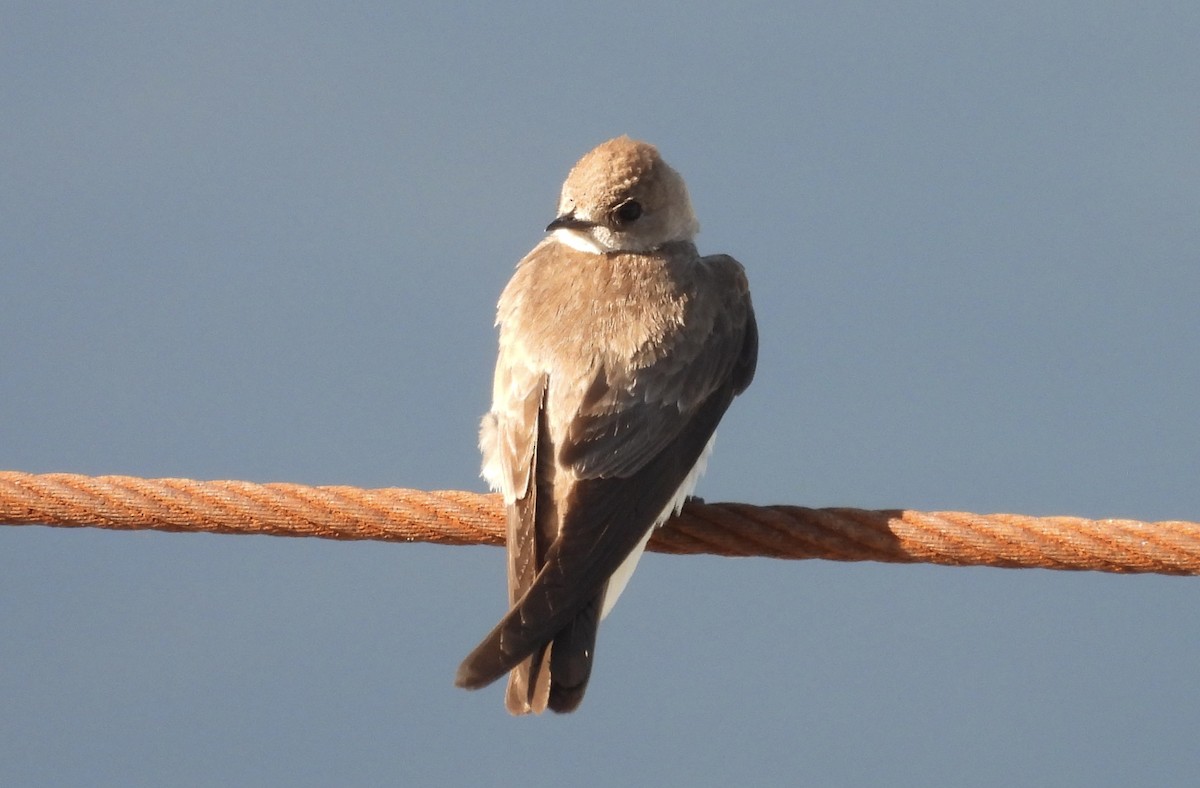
[{"left": 1, "top": 470, "right": 1198, "bottom": 575}]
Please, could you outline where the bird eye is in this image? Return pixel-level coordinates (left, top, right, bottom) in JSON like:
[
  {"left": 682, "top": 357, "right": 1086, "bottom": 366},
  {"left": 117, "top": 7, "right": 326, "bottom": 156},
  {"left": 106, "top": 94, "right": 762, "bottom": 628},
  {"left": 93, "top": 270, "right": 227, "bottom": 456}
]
[{"left": 612, "top": 200, "right": 643, "bottom": 226}]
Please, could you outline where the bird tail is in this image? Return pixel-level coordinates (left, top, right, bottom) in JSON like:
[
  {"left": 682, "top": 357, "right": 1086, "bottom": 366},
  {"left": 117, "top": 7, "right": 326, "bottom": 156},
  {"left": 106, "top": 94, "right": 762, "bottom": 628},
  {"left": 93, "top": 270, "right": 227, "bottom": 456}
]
[{"left": 457, "top": 590, "right": 603, "bottom": 715}]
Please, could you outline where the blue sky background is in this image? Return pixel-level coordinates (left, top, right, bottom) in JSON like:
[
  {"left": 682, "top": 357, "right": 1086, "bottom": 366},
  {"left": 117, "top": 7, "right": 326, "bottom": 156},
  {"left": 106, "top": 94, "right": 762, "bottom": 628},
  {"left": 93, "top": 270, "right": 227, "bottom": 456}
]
[{"left": 2, "top": 3, "right": 1198, "bottom": 786}]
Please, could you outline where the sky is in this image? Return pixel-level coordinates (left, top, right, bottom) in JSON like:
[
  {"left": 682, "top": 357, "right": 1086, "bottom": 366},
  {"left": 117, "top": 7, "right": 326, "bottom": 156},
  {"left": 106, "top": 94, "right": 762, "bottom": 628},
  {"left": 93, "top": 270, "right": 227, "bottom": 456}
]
[{"left": 2, "top": 3, "right": 1198, "bottom": 786}]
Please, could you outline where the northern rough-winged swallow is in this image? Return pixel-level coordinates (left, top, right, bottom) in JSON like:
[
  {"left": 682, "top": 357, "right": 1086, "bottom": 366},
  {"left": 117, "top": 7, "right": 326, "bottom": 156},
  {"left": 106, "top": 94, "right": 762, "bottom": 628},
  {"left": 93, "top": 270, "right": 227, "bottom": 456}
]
[{"left": 456, "top": 136, "right": 757, "bottom": 714}]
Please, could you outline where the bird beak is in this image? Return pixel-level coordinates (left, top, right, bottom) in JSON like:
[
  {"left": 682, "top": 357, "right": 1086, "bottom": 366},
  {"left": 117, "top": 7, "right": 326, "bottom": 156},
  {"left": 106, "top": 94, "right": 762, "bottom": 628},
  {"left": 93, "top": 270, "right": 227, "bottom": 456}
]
[{"left": 546, "top": 211, "right": 595, "bottom": 233}]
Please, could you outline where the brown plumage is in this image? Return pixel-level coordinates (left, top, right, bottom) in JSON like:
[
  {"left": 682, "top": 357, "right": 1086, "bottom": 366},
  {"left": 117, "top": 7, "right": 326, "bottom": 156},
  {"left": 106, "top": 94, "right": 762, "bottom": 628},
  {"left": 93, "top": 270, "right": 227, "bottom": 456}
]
[{"left": 456, "top": 136, "right": 757, "bottom": 714}]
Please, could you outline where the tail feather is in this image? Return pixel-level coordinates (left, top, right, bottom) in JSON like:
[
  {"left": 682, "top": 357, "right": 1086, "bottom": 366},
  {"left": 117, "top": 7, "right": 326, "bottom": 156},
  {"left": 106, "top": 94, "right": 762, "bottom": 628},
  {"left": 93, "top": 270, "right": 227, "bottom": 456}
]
[
  {"left": 504, "top": 643, "right": 551, "bottom": 715},
  {"left": 456, "top": 591, "right": 603, "bottom": 716},
  {"left": 547, "top": 592, "right": 602, "bottom": 713}
]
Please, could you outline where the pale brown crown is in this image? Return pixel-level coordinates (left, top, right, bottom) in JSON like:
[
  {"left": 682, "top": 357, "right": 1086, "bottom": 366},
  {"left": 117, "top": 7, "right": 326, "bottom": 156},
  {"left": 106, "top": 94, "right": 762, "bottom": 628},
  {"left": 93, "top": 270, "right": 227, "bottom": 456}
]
[{"left": 552, "top": 136, "right": 699, "bottom": 253}]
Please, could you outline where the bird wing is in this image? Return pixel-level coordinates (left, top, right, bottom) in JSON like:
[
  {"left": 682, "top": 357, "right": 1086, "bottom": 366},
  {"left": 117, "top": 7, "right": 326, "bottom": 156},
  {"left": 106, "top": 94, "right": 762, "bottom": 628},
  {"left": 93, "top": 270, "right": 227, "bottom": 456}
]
[{"left": 458, "top": 255, "right": 756, "bottom": 693}]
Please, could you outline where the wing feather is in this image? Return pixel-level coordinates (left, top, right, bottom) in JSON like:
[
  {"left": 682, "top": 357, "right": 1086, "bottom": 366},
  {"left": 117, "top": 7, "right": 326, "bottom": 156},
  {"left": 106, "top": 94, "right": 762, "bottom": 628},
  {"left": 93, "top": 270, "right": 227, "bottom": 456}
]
[{"left": 457, "top": 251, "right": 758, "bottom": 701}]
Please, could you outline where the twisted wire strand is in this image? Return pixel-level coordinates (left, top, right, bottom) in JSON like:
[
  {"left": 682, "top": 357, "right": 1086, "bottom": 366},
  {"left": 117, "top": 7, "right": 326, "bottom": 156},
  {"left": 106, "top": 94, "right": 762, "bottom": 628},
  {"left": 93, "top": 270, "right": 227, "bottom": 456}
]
[{"left": 2, "top": 471, "right": 1197, "bottom": 575}]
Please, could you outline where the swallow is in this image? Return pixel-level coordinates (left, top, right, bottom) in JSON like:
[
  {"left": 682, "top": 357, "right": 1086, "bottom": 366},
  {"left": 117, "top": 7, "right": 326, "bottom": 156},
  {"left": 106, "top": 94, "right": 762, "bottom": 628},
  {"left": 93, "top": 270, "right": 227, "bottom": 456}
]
[{"left": 456, "top": 136, "right": 757, "bottom": 713}]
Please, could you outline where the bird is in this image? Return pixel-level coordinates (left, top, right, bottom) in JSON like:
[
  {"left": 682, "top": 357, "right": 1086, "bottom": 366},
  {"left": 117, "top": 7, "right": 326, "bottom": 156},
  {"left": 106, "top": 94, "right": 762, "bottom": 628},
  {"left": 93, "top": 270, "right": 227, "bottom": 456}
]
[{"left": 456, "top": 136, "right": 757, "bottom": 714}]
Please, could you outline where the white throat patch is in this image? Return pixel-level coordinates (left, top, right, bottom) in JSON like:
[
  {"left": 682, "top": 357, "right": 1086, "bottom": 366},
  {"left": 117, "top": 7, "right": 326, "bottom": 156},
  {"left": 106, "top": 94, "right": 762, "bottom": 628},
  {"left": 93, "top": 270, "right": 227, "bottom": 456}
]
[{"left": 552, "top": 227, "right": 606, "bottom": 254}]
